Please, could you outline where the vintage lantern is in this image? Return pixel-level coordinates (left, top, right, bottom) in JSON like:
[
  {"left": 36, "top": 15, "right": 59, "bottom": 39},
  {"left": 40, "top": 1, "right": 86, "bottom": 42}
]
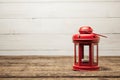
[{"left": 72, "top": 26, "right": 106, "bottom": 71}]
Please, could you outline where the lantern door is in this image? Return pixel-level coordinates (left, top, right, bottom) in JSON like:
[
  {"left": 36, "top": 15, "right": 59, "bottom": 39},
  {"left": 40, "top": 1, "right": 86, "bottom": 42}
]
[
  {"left": 74, "top": 43, "right": 98, "bottom": 66},
  {"left": 74, "top": 44, "right": 90, "bottom": 66}
]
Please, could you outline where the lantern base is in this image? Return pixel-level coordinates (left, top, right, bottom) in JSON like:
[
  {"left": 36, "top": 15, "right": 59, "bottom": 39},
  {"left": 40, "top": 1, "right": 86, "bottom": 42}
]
[{"left": 73, "top": 65, "right": 99, "bottom": 71}]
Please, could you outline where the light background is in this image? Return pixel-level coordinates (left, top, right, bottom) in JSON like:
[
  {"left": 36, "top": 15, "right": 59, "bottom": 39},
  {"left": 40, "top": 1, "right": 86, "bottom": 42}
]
[{"left": 0, "top": 0, "right": 120, "bottom": 56}]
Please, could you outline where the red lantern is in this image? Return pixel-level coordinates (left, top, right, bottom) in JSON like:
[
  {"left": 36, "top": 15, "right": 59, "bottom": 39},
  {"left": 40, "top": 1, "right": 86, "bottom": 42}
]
[{"left": 72, "top": 26, "right": 106, "bottom": 71}]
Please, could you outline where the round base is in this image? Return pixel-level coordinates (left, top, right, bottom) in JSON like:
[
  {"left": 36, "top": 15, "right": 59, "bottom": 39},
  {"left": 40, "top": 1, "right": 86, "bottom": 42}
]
[{"left": 73, "top": 65, "right": 99, "bottom": 71}]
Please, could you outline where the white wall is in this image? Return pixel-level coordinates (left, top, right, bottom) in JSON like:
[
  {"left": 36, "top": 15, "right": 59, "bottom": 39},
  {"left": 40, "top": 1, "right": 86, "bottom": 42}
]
[{"left": 0, "top": 0, "right": 120, "bottom": 56}]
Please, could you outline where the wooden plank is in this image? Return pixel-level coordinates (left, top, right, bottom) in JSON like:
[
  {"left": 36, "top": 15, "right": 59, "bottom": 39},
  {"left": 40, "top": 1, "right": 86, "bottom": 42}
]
[
  {"left": 0, "top": 78, "right": 119, "bottom": 80},
  {"left": 40, "top": 18, "right": 120, "bottom": 33},
  {"left": 0, "top": 34, "right": 119, "bottom": 56},
  {"left": 0, "top": 19, "right": 42, "bottom": 34},
  {"left": 0, "top": 51, "right": 73, "bottom": 56},
  {"left": 0, "top": 56, "right": 119, "bottom": 79},
  {"left": 0, "top": 0, "right": 120, "bottom": 3},
  {"left": 0, "top": 2, "right": 120, "bottom": 18},
  {"left": 0, "top": 34, "right": 119, "bottom": 50},
  {"left": 0, "top": 18, "right": 120, "bottom": 34},
  {"left": 0, "top": 50, "right": 120, "bottom": 56}
]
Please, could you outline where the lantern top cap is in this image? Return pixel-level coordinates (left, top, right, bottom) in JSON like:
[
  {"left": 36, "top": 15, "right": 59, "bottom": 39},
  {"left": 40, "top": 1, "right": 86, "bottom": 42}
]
[{"left": 79, "top": 26, "right": 93, "bottom": 34}]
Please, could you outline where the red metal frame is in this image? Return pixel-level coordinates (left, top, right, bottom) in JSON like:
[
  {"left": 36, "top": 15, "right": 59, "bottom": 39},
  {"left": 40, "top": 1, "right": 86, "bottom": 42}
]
[{"left": 72, "top": 26, "right": 100, "bottom": 71}]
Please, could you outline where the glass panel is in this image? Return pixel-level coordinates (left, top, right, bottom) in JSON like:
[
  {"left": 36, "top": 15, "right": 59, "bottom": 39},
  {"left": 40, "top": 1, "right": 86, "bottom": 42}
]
[
  {"left": 94, "top": 45, "right": 97, "bottom": 63},
  {"left": 76, "top": 44, "right": 79, "bottom": 63},
  {"left": 82, "top": 45, "right": 89, "bottom": 63}
]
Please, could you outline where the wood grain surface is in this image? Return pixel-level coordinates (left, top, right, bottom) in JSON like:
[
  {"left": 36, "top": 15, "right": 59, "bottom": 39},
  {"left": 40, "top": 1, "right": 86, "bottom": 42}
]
[{"left": 0, "top": 56, "right": 119, "bottom": 80}]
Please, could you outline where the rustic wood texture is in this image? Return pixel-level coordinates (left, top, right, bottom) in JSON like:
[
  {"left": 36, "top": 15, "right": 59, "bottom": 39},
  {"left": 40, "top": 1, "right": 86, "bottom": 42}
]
[
  {"left": 0, "top": 56, "right": 119, "bottom": 80},
  {"left": 0, "top": 34, "right": 120, "bottom": 56},
  {"left": 0, "top": 2, "right": 120, "bottom": 18},
  {"left": 0, "top": 0, "right": 120, "bottom": 56}
]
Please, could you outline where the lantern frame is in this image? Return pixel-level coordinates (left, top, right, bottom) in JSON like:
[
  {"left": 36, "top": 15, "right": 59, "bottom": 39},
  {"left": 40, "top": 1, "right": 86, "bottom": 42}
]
[{"left": 72, "top": 26, "right": 100, "bottom": 71}]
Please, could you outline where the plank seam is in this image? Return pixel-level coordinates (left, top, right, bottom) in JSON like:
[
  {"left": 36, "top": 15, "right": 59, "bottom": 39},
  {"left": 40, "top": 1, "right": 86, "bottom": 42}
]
[
  {"left": 0, "top": 1, "right": 120, "bottom": 3},
  {"left": 0, "top": 76, "right": 120, "bottom": 78}
]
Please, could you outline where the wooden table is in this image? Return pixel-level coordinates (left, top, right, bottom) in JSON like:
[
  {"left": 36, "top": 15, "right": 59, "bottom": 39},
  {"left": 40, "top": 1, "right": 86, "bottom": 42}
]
[{"left": 0, "top": 56, "right": 119, "bottom": 80}]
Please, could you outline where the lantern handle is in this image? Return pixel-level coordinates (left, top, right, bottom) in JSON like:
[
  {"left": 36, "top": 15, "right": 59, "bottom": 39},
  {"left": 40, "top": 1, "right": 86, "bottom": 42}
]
[{"left": 93, "top": 33, "right": 107, "bottom": 38}]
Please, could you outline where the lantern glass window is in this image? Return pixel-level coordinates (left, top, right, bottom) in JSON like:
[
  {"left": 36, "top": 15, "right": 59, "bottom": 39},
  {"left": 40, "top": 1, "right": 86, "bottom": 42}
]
[
  {"left": 76, "top": 44, "right": 79, "bottom": 64},
  {"left": 82, "top": 45, "right": 89, "bottom": 63},
  {"left": 94, "top": 44, "right": 97, "bottom": 64}
]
